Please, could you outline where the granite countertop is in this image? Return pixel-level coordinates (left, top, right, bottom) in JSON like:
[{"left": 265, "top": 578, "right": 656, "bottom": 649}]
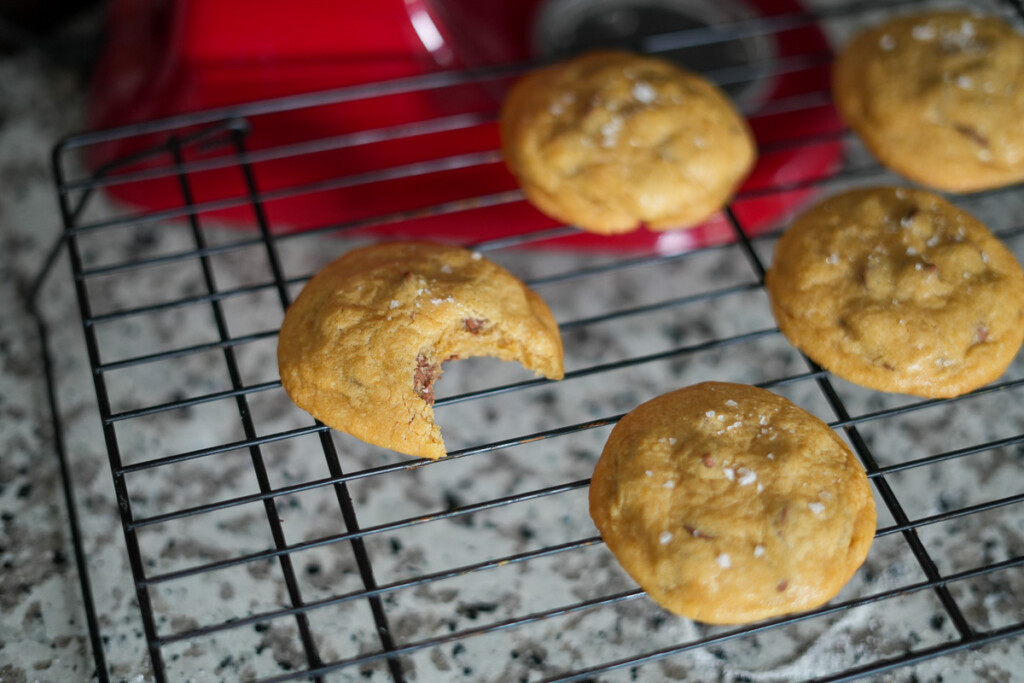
[
  {"left": 3, "top": 3, "right": 1024, "bottom": 683},
  {"left": 0, "top": 36, "right": 103, "bottom": 681}
]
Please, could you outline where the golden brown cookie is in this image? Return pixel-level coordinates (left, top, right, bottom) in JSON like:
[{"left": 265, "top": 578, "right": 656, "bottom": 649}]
[
  {"left": 500, "top": 50, "right": 757, "bottom": 234},
  {"left": 590, "top": 382, "right": 876, "bottom": 625},
  {"left": 834, "top": 11, "right": 1024, "bottom": 192},
  {"left": 277, "top": 242, "right": 564, "bottom": 460},
  {"left": 766, "top": 187, "right": 1024, "bottom": 398}
]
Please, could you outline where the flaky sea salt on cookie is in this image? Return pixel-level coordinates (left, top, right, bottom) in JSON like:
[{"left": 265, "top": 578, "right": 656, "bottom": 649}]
[
  {"left": 589, "top": 382, "right": 876, "bottom": 625},
  {"left": 834, "top": 11, "right": 1024, "bottom": 192},
  {"left": 500, "top": 50, "right": 756, "bottom": 234},
  {"left": 277, "top": 242, "right": 564, "bottom": 460},
  {"left": 766, "top": 187, "right": 1024, "bottom": 398}
]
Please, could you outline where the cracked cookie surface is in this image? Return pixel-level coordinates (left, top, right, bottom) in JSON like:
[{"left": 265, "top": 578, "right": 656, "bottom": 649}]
[
  {"left": 766, "top": 187, "right": 1024, "bottom": 398},
  {"left": 277, "top": 242, "right": 564, "bottom": 459},
  {"left": 589, "top": 382, "right": 876, "bottom": 625},
  {"left": 500, "top": 50, "right": 756, "bottom": 234},
  {"left": 834, "top": 11, "right": 1024, "bottom": 192}
]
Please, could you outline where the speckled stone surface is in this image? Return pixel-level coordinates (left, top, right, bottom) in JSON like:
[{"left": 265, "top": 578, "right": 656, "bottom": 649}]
[
  {"left": 0, "top": 47, "right": 109, "bottom": 682},
  {"left": 3, "top": 3, "right": 1024, "bottom": 683}
]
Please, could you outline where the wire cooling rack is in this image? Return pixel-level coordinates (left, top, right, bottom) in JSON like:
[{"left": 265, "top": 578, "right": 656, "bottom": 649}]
[{"left": 33, "top": 0, "right": 1024, "bottom": 680}]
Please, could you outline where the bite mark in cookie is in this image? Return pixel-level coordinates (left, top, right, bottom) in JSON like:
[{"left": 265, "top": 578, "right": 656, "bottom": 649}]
[{"left": 278, "top": 242, "right": 564, "bottom": 459}]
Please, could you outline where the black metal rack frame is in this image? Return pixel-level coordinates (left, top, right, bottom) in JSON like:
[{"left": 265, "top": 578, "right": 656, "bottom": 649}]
[{"left": 30, "top": 0, "right": 1024, "bottom": 680}]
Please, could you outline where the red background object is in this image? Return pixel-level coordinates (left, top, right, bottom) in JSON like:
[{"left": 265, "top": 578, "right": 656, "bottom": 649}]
[{"left": 86, "top": 0, "right": 844, "bottom": 252}]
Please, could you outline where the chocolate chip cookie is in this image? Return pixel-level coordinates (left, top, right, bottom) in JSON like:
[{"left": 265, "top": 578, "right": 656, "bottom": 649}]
[
  {"left": 766, "top": 187, "right": 1024, "bottom": 397},
  {"left": 589, "top": 382, "right": 876, "bottom": 624},
  {"left": 834, "top": 11, "right": 1024, "bottom": 192},
  {"left": 500, "top": 50, "right": 757, "bottom": 234},
  {"left": 278, "top": 242, "right": 564, "bottom": 459}
]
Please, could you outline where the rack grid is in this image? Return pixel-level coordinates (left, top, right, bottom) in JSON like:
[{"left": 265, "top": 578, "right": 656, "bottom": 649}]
[{"left": 34, "top": 0, "right": 1024, "bottom": 680}]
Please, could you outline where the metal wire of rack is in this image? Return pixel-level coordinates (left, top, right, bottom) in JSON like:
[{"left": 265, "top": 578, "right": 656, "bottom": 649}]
[{"left": 31, "top": 0, "right": 1024, "bottom": 680}]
